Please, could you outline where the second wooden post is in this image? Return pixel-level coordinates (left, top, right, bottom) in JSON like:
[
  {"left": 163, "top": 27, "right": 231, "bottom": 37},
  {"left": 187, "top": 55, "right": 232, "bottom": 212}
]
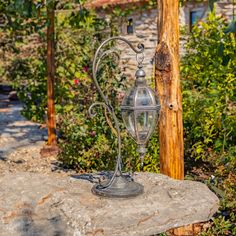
[{"left": 46, "top": 1, "right": 57, "bottom": 145}]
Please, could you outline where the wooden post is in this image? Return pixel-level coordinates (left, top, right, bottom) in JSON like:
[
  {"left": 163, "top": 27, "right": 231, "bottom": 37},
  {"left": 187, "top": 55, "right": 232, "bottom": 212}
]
[
  {"left": 46, "top": 1, "right": 57, "bottom": 145},
  {"left": 155, "top": 0, "right": 184, "bottom": 180},
  {"left": 155, "top": 1, "right": 192, "bottom": 235}
]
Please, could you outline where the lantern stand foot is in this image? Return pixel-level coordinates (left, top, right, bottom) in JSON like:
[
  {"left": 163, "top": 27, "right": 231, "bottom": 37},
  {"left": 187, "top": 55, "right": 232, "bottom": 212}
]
[{"left": 91, "top": 171, "right": 144, "bottom": 198}]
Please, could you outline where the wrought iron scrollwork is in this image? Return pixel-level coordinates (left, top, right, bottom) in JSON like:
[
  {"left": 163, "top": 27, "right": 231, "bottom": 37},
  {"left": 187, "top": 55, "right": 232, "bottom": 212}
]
[{"left": 89, "top": 36, "right": 145, "bottom": 189}]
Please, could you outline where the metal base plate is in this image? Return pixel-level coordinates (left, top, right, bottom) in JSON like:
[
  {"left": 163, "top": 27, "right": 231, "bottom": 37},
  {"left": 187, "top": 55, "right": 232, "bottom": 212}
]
[{"left": 91, "top": 174, "right": 144, "bottom": 198}]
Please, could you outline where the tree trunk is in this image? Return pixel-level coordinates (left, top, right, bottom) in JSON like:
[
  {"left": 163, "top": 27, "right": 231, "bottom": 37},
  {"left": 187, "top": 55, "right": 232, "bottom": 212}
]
[
  {"left": 46, "top": 2, "right": 57, "bottom": 145},
  {"left": 155, "top": 0, "right": 184, "bottom": 179}
]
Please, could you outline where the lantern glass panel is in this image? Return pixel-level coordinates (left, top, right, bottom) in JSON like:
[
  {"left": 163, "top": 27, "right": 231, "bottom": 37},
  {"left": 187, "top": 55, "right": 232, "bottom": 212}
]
[
  {"left": 136, "top": 111, "right": 149, "bottom": 143},
  {"left": 122, "top": 87, "right": 136, "bottom": 107},
  {"left": 136, "top": 111, "right": 157, "bottom": 144},
  {"left": 136, "top": 88, "right": 152, "bottom": 106},
  {"left": 122, "top": 110, "right": 136, "bottom": 139},
  {"left": 121, "top": 84, "right": 159, "bottom": 145}
]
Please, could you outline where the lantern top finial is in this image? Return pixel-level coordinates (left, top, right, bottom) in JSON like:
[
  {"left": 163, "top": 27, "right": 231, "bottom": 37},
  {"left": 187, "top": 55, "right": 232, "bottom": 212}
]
[
  {"left": 135, "top": 68, "right": 146, "bottom": 78},
  {"left": 135, "top": 68, "right": 146, "bottom": 86}
]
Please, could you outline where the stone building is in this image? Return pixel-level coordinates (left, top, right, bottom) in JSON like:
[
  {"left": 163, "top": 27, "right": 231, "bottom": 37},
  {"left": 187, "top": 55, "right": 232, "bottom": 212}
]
[{"left": 87, "top": 0, "right": 235, "bottom": 78}]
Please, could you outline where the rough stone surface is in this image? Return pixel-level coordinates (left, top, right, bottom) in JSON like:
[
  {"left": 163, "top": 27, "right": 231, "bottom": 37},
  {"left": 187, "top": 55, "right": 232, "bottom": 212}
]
[{"left": 0, "top": 172, "right": 219, "bottom": 236}]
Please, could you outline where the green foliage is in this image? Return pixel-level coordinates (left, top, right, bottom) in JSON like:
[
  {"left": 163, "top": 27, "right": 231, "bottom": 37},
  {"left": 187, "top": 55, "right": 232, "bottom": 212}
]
[
  {"left": 181, "top": 10, "right": 236, "bottom": 236},
  {"left": 0, "top": 0, "right": 47, "bottom": 84},
  {"left": 201, "top": 215, "right": 236, "bottom": 236},
  {"left": 181, "top": 10, "right": 236, "bottom": 163},
  {"left": 7, "top": 56, "right": 47, "bottom": 121},
  {"left": 110, "top": 0, "right": 157, "bottom": 18},
  {"left": 0, "top": 0, "right": 46, "bottom": 33},
  {"left": 2, "top": 0, "right": 48, "bottom": 121},
  {"left": 32, "top": 7, "right": 159, "bottom": 173}
]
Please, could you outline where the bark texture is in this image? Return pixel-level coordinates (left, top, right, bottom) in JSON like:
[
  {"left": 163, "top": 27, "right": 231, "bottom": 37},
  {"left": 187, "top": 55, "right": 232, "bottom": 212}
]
[
  {"left": 155, "top": 0, "right": 184, "bottom": 180},
  {"left": 46, "top": 3, "right": 57, "bottom": 145}
]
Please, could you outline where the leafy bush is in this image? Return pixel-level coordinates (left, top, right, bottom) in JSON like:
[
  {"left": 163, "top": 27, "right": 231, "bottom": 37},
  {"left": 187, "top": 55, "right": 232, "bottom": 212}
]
[
  {"left": 7, "top": 55, "right": 47, "bottom": 122},
  {"left": 3, "top": 0, "right": 48, "bottom": 121},
  {"left": 4, "top": 4, "right": 160, "bottom": 172},
  {"left": 54, "top": 9, "right": 160, "bottom": 173},
  {"left": 181, "top": 10, "right": 236, "bottom": 236},
  {"left": 181, "top": 10, "right": 236, "bottom": 164}
]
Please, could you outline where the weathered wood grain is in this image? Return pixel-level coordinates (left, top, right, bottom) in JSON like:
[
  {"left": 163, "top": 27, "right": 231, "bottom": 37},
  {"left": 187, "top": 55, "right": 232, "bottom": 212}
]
[
  {"left": 47, "top": 2, "right": 57, "bottom": 145},
  {"left": 155, "top": 0, "right": 184, "bottom": 180}
]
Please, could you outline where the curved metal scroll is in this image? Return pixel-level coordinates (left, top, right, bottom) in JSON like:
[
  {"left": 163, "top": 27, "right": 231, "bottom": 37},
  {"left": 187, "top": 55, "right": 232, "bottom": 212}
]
[
  {"left": 89, "top": 37, "right": 145, "bottom": 188},
  {"left": 92, "top": 36, "right": 144, "bottom": 106}
]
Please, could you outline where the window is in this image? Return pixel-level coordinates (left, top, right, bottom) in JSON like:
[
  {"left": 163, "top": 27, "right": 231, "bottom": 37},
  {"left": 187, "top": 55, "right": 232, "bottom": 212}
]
[
  {"left": 190, "top": 10, "right": 203, "bottom": 30},
  {"left": 127, "top": 18, "right": 134, "bottom": 35}
]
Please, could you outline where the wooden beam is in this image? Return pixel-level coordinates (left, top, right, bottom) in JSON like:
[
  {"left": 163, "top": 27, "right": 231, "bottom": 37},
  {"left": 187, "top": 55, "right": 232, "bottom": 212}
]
[
  {"left": 155, "top": 0, "right": 184, "bottom": 179},
  {"left": 46, "top": 1, "right": 57, "bottom": 145}
]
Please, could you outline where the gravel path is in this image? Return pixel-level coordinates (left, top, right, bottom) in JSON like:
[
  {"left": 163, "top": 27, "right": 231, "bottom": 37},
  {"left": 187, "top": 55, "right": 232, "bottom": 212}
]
[{"left": 0, "top": 93, "right": 56, "bottom": 174}]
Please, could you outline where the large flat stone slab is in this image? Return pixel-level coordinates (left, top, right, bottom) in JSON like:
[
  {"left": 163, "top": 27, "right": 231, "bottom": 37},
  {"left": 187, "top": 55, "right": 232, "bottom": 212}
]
[{"left": 0, "top": 172, "right": 219, "bottom": 236}]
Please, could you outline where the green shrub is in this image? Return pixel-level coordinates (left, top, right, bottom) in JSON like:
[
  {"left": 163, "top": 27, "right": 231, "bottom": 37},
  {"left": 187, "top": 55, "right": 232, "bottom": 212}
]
[
  {"left": 181, "top": 10, "right": 236, "bottom": 165},
  {"left": 54, "top": 9, "right": 160, "bottom": 173},
  {"left": 4, "top": 5, "right": 160, "bottom": 172},
  {"left": 7, "top": 55, "right": 47, "bottom": 122},
  {"left": 181, "top": 10, "right": 236, "bottom": 236}
]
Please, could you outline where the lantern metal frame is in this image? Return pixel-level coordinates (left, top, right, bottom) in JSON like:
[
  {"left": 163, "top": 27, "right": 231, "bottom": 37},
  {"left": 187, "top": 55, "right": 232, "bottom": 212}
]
[
  {"left": 89, "top": 37, "right": 160, "bottom": 198},
  {"left": 120, "top": 70, "right": 161, "bottom": 161}
]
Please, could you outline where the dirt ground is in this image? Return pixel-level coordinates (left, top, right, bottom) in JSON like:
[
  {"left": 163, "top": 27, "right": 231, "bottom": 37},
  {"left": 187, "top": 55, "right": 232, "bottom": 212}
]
[{"left": 0, "top": 92, "right": 75, "bottom": 176}]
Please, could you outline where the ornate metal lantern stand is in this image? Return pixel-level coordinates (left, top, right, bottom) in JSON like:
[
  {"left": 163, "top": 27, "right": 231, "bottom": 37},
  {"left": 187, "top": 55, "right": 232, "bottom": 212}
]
[{"left": 89, "top": 37, "right": 161, "bottom": 198}]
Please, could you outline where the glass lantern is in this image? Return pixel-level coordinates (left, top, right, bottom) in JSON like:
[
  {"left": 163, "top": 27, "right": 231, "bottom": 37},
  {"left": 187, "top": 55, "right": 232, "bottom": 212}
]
[{"left": 121, "top": 68, "right": 161, "bottom": 164}]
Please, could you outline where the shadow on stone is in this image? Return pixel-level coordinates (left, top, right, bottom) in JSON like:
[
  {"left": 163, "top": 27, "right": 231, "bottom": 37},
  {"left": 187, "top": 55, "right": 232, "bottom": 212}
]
[
  {"left": 70, "top": 171, "right": 133, "bottom": 184},
  {"left": 71, "top": 171, "right": 116, "bottom": 183},
  {"left": 14, "top": 203, "right": 66, "bottom": 236}
]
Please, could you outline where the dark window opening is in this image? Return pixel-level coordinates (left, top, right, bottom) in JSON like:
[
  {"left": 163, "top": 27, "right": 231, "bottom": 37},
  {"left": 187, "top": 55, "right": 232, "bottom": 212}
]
[
  {"left": 190, "top": 10, "right": 203, "bottom": 30},
  {"left": 127, "top": 18, "right": 134, "bottom": 34}
]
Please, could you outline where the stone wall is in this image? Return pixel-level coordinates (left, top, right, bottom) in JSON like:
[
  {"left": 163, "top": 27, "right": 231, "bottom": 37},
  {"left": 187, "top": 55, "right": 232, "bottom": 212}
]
[
  {"left": 215, "top": 0, "right": 234, "bottom": 19},
  {"left": 117, "top": 8, "right": 157, "bottom": 80},
  {"left": 96, "top": 1, "right": 234, "bottom": 78}
]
